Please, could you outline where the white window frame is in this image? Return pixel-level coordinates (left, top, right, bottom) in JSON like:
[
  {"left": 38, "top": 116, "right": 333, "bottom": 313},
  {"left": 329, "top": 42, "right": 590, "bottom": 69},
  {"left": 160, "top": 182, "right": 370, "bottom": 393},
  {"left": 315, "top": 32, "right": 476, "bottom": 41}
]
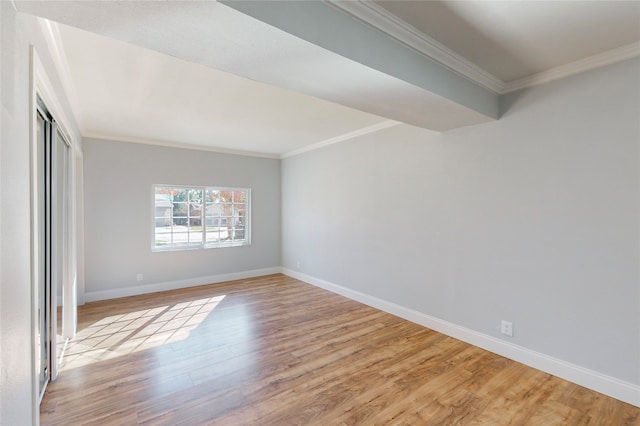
[{"left": 152, "top": 185, "right": 251, "bottom": 251}]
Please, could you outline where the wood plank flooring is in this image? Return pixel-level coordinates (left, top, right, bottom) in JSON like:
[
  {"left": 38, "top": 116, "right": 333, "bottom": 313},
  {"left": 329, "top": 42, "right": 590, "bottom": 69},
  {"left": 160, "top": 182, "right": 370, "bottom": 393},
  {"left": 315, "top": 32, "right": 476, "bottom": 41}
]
[{"left": 40, "top": 274, "right": 639, "bottom": 425}]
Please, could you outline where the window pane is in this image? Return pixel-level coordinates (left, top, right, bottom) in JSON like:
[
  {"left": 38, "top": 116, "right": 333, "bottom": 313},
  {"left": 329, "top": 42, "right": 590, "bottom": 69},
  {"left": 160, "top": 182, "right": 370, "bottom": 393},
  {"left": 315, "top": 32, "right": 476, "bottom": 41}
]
[
  {"left": 188, "top": 226, "right": 203, "bottom": 244},
  {"left": 188, "top": 189, "right": 203, "bottom": 203},
  {"left": 206, "top": 189, "right": 219, "bottom": 203},
  {"left": 154, "top": 185, "right": 249, "bottom": 250},
  {"left": 155, "top": 227, "right": 172, "bottom": 247},
  {"left": 206, "top": 227, "right": 221, "bottom": 243},
  {"left": 233, "top": 191, "right": 245, "bottom": 203},
  {"left": 173, "top": 188, "right": 189, "bottom": 202}
]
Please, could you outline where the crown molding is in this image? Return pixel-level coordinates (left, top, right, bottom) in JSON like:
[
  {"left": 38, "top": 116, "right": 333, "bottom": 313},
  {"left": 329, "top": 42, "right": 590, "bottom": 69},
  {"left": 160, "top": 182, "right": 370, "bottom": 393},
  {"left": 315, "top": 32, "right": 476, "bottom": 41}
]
[
  {"left": 326, "top": 1, "right": 640, "bottom": 96},
  {"left": 326, "top": 0, "right": 505, "bottom": 94},
  {"left": 83, "top": 132, "right": 282, "bottom": 159},
  {"left": 86, "top": 122, "right": 401, "bottom": 161},
  {"left": 503, "top": 41, "right": 640, "bottom": 93},
  {"left": 281, "top": 120, "right": 401, "bottom": 159}
]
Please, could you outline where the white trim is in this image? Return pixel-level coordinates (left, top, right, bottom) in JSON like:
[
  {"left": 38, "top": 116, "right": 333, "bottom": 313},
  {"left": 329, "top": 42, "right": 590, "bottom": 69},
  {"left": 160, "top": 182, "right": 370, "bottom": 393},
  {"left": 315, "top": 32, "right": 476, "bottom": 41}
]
[
  {"left": 33, "top": 60, "right": 79, "bottom": 336},
  {"left": 29, "top": 46, "right": 42, "bottom": 426},
  {"left": 38, "top": 19, "right": 82, "bottom": 131},
  {"left": 282, "top": 268, "right": 640, "bottom": 407},
  {"left": 150, "top": 185, "right": 251, "bottom": 252},
  {"left": 74, "top": 152, "right": 85, "bottom": 307},
  {"left": 326, "top": 0, "right": 504, "bottom": 94},
  {"left": 84, "top": 267, "right": 282, "bottom": 302},
  {"left": 32, "top": 50, "right": 79, "bottom": 147},
  {"left": 87, "top": 121, "right": 401, "bottom": 161},
  {"left": 281, "top": 120, "right": 400, "bottom": 159},
  {"left": 327, "top": 1, "right": 640, "bottom": 95},
  {"left": 503, "top": 41, "right": 640, "bottom": 93},
  {"left": 83, "top": 132, "right": 281, "bottom": 160}
]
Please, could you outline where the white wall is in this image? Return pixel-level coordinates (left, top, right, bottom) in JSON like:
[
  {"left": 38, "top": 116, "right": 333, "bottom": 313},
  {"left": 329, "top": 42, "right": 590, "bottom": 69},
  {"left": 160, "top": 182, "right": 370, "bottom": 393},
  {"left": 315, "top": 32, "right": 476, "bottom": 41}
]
[
  {"left": 83, "top": 138, "right": 281, "bottom": 300},
  {"left": 282, "top": 59, "right": 639, "bottom": 391},
  {"left": 1, "top": 6, "right": 81, "bottom": 425}
]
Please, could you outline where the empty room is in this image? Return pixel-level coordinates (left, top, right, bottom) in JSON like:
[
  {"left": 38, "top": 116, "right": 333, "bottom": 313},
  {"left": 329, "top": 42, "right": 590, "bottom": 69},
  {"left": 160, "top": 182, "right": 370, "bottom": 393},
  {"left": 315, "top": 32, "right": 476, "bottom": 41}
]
[{"left": 1, "top": 1, "right": 639, "bottom": 424}]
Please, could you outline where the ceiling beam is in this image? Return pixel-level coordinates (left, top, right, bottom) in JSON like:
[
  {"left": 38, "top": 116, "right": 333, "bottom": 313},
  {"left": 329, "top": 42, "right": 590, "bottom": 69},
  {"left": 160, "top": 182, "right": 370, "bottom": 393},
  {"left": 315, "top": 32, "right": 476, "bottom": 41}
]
[
  {"left": 221, "top": 0, "right": 499, "bottom": 121},
  {"left": 16, "top": 0, "right": 498, "bottom": 131}
]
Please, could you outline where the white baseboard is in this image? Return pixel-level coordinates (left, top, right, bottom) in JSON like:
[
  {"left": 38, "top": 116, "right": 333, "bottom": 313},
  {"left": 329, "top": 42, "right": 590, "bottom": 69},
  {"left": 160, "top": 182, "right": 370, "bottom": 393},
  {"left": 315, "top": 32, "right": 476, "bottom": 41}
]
[
  {"left": 282, "top": 268, "right": 640, "bottom": 407},
  {"left": 84, "top": 267, "right": 282, "bottom": 302}
]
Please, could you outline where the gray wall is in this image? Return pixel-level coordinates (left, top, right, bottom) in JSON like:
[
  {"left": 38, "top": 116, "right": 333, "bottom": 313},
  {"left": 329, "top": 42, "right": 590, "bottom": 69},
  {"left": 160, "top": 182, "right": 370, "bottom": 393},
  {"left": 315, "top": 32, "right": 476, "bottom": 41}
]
[
  {"left": 83, "top": 139, "right": 281, "bottom": 297},
  {"left": 1, "top": 6, "right": 81, "bottom": 425},
  {"left": 282, "top": 58, "right": 640, "bottom": 385}
]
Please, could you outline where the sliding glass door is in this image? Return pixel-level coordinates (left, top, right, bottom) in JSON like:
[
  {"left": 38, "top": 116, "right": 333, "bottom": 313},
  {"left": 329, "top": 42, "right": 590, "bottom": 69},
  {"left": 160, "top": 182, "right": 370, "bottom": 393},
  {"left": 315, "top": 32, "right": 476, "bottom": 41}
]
[
  {"left": 36, "top": 106, "right": 50, "bottom": 399},
  {"left": 36, "top": 97, "right": 71, "bottom": 401}
]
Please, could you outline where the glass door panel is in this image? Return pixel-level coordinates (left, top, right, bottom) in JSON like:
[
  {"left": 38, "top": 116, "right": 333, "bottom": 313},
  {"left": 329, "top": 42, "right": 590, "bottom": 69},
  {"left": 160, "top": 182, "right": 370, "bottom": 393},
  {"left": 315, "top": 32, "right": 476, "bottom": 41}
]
[
  {"left": 36, "top": 110, "right": 50, "bottom": 400},
  {"left": 53, "top": 127, "right": 69, "bottom": 376}
]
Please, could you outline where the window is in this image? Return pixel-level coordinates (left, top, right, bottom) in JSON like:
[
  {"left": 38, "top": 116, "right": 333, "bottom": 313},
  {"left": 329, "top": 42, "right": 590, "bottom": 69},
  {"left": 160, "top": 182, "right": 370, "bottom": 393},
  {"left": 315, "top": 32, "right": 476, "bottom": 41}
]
[{"left": 153, "top": 185, "right": 250, "bottom": 251}]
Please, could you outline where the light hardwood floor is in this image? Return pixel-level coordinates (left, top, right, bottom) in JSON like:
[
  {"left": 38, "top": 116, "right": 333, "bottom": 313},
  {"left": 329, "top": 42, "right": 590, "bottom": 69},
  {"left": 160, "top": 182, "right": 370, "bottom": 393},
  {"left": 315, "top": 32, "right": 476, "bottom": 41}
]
[{"left": 41, "top": 274, "right": 639, "bottom": 425}]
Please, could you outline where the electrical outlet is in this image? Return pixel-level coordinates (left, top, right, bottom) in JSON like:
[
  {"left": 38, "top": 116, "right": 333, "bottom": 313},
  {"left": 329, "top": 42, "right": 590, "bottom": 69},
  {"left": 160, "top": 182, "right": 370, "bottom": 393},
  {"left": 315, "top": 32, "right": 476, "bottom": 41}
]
[
  {"left": 296, "top": 260, "right": 300, "bottom": 269},
  {"left": 137, "top": 273, "right": 143, "bottom": 281},
  {"left": 501, "top": 320, "right": 513, "bottom": 337}
]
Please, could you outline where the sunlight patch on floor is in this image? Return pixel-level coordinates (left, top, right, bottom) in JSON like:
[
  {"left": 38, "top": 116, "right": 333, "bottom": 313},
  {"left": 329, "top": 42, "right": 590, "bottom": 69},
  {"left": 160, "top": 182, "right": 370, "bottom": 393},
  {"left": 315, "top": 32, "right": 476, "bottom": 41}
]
[{"left": 61, "top": 295, "right": 226, "bottom": 370}]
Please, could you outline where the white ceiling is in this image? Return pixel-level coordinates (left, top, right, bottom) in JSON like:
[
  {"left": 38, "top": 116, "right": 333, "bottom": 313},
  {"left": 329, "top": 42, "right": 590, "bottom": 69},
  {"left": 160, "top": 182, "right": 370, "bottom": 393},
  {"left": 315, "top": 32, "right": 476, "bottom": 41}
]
[
  {"left": 374, "top": 0, "right": 640, "bottom": 82},
  {"left": 18, "top": 0, "right": 640, "bottom": 157},
  {"left": 54, "top": 22, "right": 389, "bottom": 157}
]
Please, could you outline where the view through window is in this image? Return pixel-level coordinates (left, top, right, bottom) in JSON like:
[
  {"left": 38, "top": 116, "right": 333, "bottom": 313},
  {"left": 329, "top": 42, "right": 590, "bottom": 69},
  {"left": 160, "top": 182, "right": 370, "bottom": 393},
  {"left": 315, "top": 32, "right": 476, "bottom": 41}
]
[{"left": 153, "top": 186, "right": 250, "bottom": 250}]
